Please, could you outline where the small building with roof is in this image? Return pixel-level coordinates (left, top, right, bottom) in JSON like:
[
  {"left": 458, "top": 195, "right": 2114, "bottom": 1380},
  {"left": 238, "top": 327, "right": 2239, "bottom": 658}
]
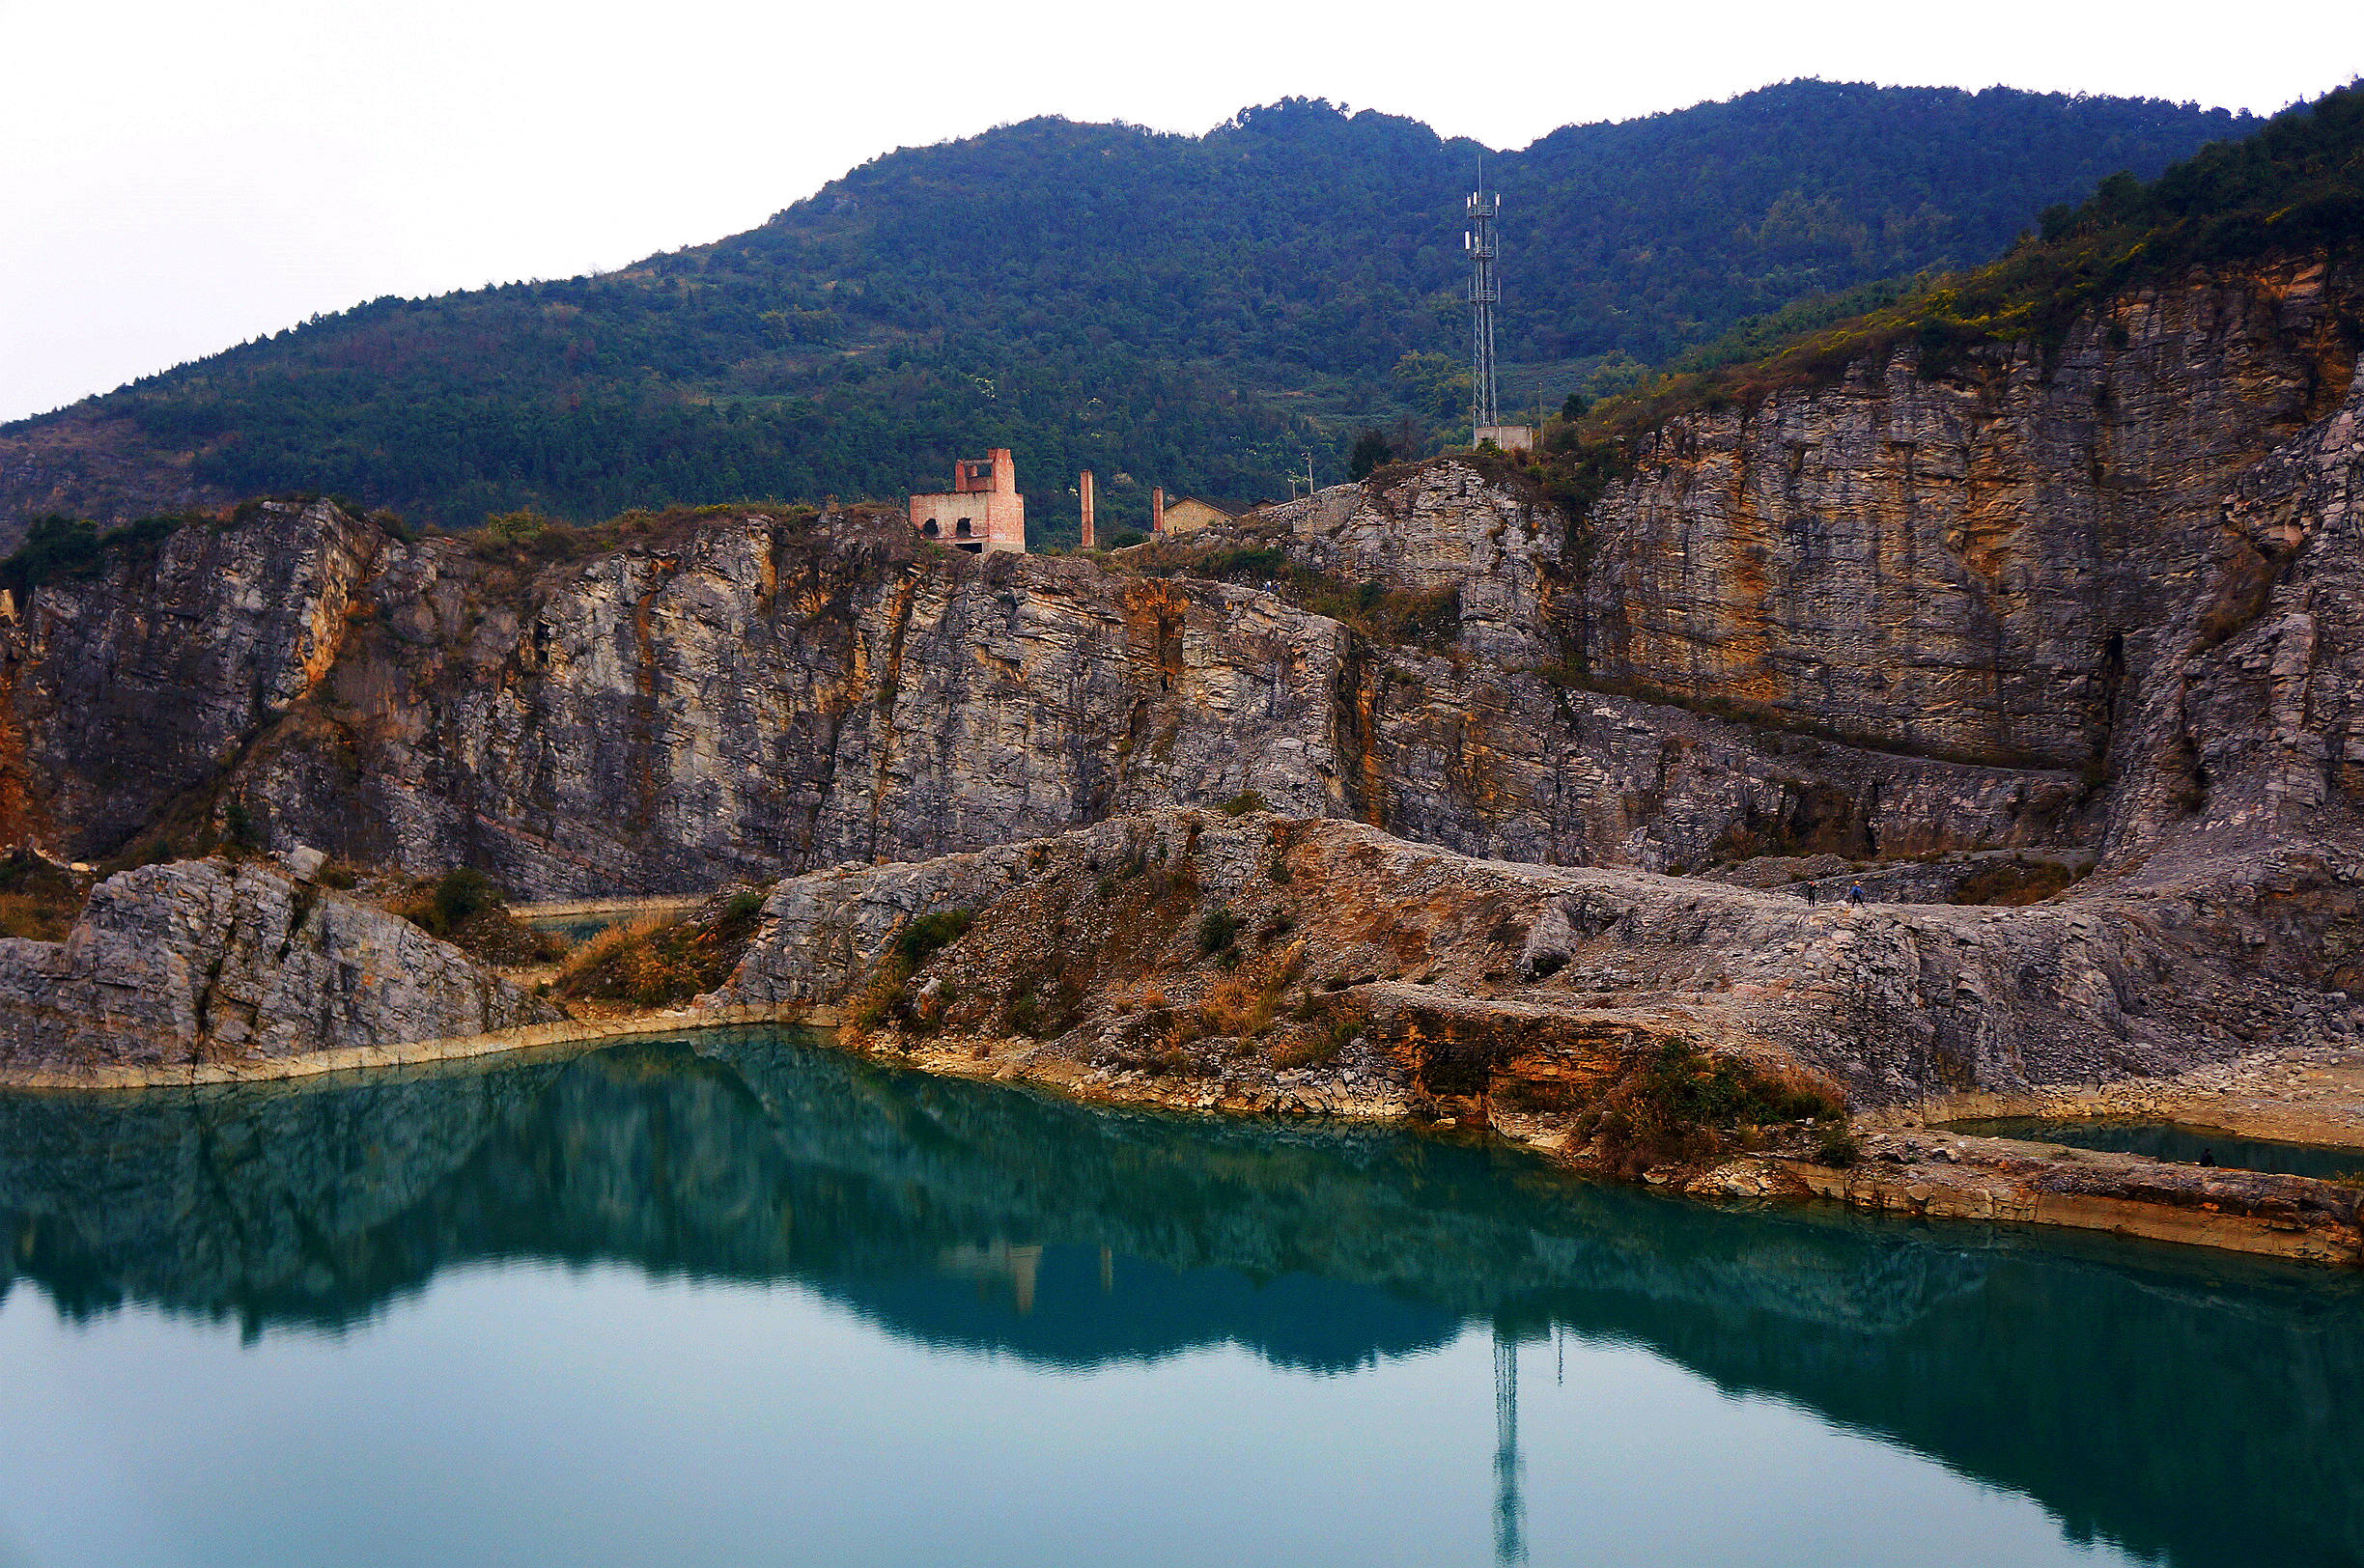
[{"left": 1156, "top": 496, "right": 1232, "bottom": 536}]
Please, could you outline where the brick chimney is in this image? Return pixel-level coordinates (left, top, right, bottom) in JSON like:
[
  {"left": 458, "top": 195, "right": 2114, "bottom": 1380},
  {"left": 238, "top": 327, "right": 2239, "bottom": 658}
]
[
  {"left": 1080, "top": 469, "right": 1095, "bottom": 548},
  {"left": 1151, "top": 488, "right": 1166, "bottom": 533}
]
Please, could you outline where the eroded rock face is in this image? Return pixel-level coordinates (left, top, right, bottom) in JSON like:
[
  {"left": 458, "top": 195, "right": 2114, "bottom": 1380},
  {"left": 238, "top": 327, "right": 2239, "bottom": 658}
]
[
  {"left": 2099, "top": 331, "right": 2364, "bottom": 878},
  {"left": 0, "top": 856, "right": 558, "bottom": 1076},
  {"left": 231, "top": 517, "right": 1365, "bottom": 893},
  {"left": 1577, "top": 260, "right": 2360, "bottom": 772},
  {"left": 0, "top": 498, "right": 380, "bottom": 853},
  {"left": 0, "top": 483, "right": 2082, "bottom": 895},
  {"left": 714, "top": 808, "right": 2356, "bottom": 1109}
]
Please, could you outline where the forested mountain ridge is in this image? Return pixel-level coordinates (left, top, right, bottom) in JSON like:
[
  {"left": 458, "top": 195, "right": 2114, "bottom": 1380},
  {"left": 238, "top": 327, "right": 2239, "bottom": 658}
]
[{"left": 0, "top": 80, "right": 2252, "bottom": 545}]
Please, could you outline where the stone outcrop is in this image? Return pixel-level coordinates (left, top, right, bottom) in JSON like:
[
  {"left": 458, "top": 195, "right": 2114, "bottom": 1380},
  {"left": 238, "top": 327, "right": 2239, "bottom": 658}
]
[
  {"left": 1767, "top": 1128, "right": 2361, "bottom": 1265},
  {"left": 712, "top": 806, "right": 2358, "bottom": 1112},
  {"left": 0, "top": 853, "right": 558, "bottom": 1077}
]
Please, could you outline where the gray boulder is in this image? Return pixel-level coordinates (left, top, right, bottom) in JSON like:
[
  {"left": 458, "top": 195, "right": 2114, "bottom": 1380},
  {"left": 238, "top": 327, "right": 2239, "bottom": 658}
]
[{"left": 0, "top": 857, "right": 561, "bottom": 1076}]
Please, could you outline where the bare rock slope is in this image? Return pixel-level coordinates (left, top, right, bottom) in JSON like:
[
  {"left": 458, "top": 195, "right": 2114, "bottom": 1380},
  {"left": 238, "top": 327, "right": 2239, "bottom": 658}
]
[
  {"left": 2, "top": 477, "right": 2085, "bottom": 896},
  {"left": 715, "top": 807, "right": 2354, "bottom": 1114}
]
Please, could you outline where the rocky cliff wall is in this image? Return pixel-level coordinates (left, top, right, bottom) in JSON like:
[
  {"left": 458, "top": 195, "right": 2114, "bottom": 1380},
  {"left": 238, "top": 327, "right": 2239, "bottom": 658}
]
[
  {"left": 1578, "top": 259, "right": 2361, "bottom": 772},
  {"left": 2100, "top": 333, "right": 2364, "bottom": 878},
  {"left": 0, "top": 477, "right": 2084, "bottom": 896},
  {"left": 0, "top": 498, "right": 380, "bottom": 852}
]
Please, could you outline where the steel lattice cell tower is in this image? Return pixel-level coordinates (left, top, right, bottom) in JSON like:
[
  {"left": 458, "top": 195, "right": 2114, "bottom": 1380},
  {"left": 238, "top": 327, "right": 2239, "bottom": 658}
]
[{"left": 1465, "top": 182, "right": 1502, "bottom": 436}]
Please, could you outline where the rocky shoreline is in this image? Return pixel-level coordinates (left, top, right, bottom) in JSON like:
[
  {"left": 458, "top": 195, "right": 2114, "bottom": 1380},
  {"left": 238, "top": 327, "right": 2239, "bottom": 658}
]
[
  {"left": 15, "top": 991, "right": 2352, "bottom": 1267},
  {"left": 17, "top": 802, "right": 2359, "bottom": 1267}
]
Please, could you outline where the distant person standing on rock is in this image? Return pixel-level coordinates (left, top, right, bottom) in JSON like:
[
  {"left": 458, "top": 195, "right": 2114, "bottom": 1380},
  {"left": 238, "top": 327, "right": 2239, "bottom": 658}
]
[
  {"left": 1847, "top": 882, "right": 1866, "bottom": 906},
  {"left": 1803, "top": 882, "right": 1818, "bottom": 907}
]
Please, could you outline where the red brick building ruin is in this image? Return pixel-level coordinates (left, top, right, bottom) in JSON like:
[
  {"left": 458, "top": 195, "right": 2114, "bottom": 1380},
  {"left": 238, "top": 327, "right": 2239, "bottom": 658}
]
[{"left": 910, "top": 449, "right": 1026, "bottom": 553}]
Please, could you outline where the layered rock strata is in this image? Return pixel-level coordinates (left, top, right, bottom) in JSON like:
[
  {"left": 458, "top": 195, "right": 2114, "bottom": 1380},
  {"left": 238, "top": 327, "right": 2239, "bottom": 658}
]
[
  {"left": 0, "top": 854, "right": 558, "bottom": 1077},
  {"left": 1576, "top": 259, "right": 2361, "bottom": 771},
  {"left": 0, "top": 476, "right": 2082, "bottom": 897}
]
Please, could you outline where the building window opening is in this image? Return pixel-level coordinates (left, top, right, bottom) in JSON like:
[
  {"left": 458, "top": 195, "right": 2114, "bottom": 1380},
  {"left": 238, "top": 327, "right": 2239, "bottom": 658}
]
[
  {"left": 955, "top": 518, "right": 973, "bottom": 538},
  {"left": 921, "top": 519, "right": 940, "bottom": 538}
]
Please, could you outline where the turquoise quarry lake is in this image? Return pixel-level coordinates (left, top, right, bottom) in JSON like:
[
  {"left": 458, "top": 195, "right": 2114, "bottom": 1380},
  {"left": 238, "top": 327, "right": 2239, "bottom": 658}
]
[{"left": 0, "top": 1027, "right": 2356, "bottom": 1568}]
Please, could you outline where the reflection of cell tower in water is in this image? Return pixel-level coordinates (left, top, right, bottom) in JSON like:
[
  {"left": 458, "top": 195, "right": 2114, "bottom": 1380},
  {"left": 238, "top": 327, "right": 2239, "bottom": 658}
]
[{"left": 1494, "top": 1326, "right": 1527, "bottom": 1565}]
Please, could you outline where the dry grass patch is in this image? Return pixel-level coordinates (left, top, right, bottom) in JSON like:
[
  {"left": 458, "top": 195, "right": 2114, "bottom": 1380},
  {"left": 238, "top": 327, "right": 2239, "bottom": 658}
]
[
  {"left": 554, "top": 890, "right": 770, "bottom": 1008},
  {"left": 0, "top": 852, "right": 83, "bottom": 941},
  {"left": 1198, "top": 977, "right": 1278, "bottom": 1038}
]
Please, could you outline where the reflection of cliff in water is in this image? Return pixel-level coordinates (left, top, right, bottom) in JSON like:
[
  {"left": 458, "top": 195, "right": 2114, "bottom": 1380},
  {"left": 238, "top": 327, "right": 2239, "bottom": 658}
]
[{"left": 0, "top": 1028, "right": 2358, "bottom": 1568}]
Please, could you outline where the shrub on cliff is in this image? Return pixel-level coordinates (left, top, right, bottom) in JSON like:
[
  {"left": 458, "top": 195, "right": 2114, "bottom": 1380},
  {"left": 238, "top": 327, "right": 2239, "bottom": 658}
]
[
  {"left": 895, "top": 909, "right": 973, "bottom": 967},
  {"left": 393, "top": 870, "right": 564, "bottom": 966},
  {"left": 1197, "top": 907, "right": 1243, "bottom": 955}
]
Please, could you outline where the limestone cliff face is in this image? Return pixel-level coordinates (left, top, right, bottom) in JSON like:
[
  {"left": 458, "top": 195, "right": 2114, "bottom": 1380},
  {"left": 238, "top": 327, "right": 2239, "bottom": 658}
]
[
  {"left": 0, "top": 498, "right": 380, "bottom": 853},
  {"left": 1247, "top": 464, "right": 2083, "bottom": 871},
  {"left": 2101, "top": 342, "right": 2364, "bottom": 878},
  {"left": 0, "top": 854, "right": 558, "bottom": 1076},
  {"left": 1578, "top": 260, "right": 2360, "bottom": 772},
  {"left": 0, "top": 475, "right": 2082, "bottom": 896},
  {"left": 234, "top": 514, "right": 1362, "bottom": 893}
]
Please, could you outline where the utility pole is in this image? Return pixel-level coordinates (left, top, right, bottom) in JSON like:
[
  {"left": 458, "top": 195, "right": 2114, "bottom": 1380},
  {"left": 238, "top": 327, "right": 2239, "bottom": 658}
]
[{"left": 1466, "top": 175, "right": 1502, "bottom": 440}]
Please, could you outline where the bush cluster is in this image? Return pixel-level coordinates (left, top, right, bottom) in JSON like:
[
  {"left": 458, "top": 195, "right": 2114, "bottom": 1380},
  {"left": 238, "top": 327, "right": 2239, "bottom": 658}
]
[{"left": 1577, "top": 1040, "right": 1845, "bottom": 1179}]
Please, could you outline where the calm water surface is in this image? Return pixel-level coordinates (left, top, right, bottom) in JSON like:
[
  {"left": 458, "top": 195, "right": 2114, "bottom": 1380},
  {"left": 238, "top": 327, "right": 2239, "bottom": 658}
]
[{"left": 1, "top": 1028, "right": 2357, "bottom": 1568}]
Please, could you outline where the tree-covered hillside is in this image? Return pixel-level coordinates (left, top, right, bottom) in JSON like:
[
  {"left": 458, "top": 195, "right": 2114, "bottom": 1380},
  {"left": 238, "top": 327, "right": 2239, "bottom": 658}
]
[
  {"left": 0, "top": 81, "right": 2254, "bottom": 543},
  {"left": 1568, "top": 80, "right": 2364, "bottom": 441}
]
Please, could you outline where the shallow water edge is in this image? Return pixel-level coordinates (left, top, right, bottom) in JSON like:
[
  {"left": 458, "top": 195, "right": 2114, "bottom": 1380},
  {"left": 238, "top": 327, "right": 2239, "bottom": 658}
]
[{"left": 5, "top": 1003, "right": 2359, "bottom": 1270}]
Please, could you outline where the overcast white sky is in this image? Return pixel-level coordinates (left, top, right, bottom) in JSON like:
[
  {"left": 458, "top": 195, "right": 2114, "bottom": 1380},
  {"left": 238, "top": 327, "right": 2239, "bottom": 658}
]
[{"left": 3, "top": 0, "right": 2358, "bottom": 423}]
